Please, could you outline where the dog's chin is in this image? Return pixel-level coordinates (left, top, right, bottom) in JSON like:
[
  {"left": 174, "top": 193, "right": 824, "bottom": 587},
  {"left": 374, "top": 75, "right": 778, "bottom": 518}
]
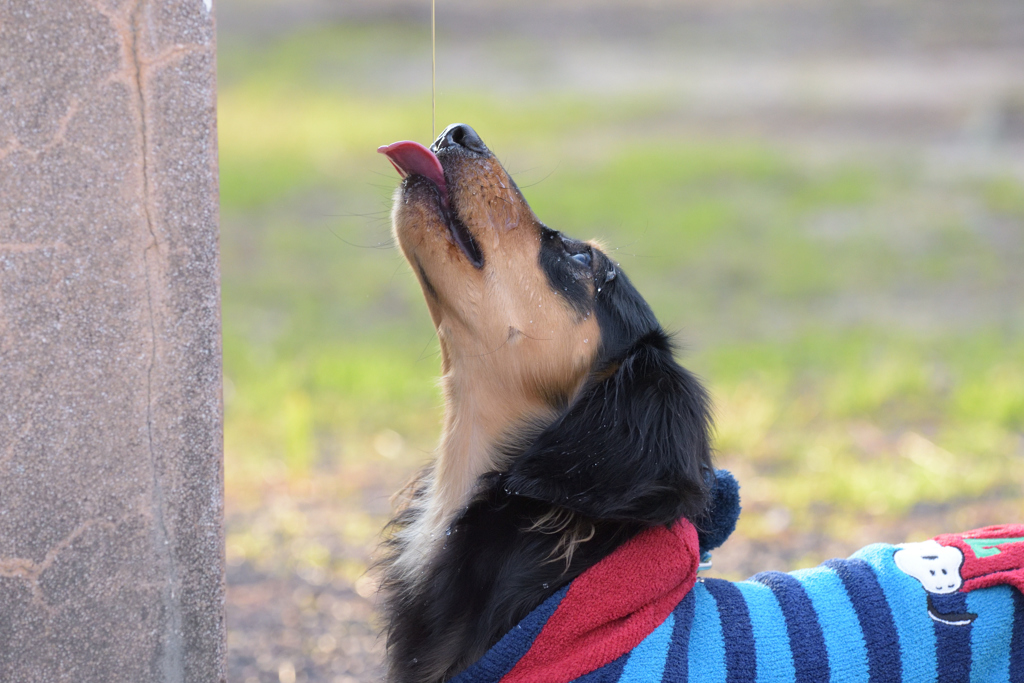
[{"left": 394, "top": 171, "right": 485, "bottom": 275}]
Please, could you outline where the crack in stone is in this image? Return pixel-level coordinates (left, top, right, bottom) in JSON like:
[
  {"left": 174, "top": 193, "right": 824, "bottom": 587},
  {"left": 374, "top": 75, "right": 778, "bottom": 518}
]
[
  {"left": 143, "top": 43, "right": 212, "bottom": 70},
  {"left": 4, "top": 99, "right": 102, "bottom": 164},
  {"left": 14, "top": 98, "right": 84, "bottom": 157},
  {"left": 81, "top": 0, "right": 210, "bottom": 71},
  {"left": 0, "top": 558, "right": 37, "bottom": 580},
  {"left": 0, "top": 519, "right": 114, "bottom": 578},
  {"left": 65, "top": 2, "right": 187, "bottom": 674},
  {"left": 0, "top": 518, "right": 116, "bottom": 623},
  {"left": 124, "top": 1, "right": 185, "bottom": 680}
]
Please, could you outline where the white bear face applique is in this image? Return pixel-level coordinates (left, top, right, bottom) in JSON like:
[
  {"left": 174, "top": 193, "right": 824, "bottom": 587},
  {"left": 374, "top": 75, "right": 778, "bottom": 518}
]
[{"left": 893, "top": 540, "right": 965, "bottom": 594}]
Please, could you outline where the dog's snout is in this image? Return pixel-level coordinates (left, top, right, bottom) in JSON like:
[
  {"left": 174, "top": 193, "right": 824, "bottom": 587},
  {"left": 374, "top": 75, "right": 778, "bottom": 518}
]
[{"left": 432, "top": 123, "right": 489, "bottom": 155}]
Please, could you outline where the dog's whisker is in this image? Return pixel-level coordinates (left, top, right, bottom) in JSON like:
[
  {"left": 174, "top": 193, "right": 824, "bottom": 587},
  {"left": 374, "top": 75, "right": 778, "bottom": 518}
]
[
  {"left": 513, "top": 162, "right": 560, "bottom": 189},
  {"left": 415, "top": 329, "right": 440, "bottom": 363},
  {"left": 463, "top": 335, "right": 511, "bottom": 359},
  {"left": 327, "top": 229, "right": 396, "bottom": 250}
]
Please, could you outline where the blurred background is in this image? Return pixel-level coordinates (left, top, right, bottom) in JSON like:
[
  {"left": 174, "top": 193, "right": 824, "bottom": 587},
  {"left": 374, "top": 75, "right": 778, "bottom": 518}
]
[{"left": 217, "top": 1, "right": 1024, "bottom": 680}]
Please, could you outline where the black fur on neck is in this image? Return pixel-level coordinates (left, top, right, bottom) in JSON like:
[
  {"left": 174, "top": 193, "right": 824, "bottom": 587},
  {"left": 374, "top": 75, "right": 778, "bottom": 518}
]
[
  {"left": 377, "top": 327, "right": 713, "bottom": 683},
  {"left": 378, "top": 474, "right": 643, "bottom": 683}
]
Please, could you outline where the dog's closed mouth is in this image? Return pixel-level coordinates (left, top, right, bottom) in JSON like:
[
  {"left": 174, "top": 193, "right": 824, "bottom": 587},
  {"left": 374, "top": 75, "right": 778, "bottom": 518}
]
[{"left": 378, "top": 140, "right": 484, "bottom": 268}]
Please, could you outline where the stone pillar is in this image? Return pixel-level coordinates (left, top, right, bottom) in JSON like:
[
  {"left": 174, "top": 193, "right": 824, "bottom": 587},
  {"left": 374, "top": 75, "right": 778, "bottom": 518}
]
[{"left": 0, "top": 1, "right": 224, "bottom": 681}]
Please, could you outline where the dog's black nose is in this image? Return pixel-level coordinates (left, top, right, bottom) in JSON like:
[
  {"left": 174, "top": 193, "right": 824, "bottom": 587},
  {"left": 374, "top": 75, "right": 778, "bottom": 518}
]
[{"left": 432, "top": 123, "right": 489, "bottom": 155}]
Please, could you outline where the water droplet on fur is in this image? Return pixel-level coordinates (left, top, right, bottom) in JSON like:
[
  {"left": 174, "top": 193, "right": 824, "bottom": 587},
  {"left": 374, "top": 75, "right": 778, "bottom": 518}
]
[
  {"left": 584, "top": 339, "right": 588, "bottom": 343},
  {"left": 445, "top": 527, "right": 452, "bottom": 536},
  {"left": 542, "top": 583, "right": 549, "bottom": 589}
]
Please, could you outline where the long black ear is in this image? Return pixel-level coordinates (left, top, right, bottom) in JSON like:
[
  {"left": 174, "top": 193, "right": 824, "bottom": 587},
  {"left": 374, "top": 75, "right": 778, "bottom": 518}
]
[{"left": 502, "top": 331, "right": 713, "bottom": 526}]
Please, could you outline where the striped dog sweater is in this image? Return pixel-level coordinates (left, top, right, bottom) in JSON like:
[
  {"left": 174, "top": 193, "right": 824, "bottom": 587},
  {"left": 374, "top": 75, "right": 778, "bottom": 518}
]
[{"left": 452, "top": 521, "right": 1024, "bottom": 683}]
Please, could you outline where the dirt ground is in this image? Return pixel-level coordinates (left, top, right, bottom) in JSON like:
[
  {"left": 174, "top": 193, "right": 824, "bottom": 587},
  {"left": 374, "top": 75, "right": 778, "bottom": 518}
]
[
  {"left": 225, "top": 477, "right": 395, "bottom": 683},
  {"left": 219, "top": 2, "right": 1024, "bottom": 681}
]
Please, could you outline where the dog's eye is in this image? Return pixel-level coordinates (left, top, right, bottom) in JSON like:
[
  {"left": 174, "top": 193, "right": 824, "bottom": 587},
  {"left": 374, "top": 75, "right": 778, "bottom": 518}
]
[{"left": 571, "top": 252, "right": 591, "bottom": 267}]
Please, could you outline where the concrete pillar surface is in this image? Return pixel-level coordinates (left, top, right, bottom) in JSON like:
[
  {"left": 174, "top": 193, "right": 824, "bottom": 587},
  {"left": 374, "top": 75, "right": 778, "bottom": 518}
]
[{"left": 0, "top": 0, "right": 223, "bottom": 681}]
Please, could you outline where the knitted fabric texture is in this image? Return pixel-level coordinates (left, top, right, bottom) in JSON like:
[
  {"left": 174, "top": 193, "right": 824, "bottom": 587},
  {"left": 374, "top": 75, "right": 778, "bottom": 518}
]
[
  {"left": 451, "top": 524, "right": 1024, "bottom": 683},
  {"left": 935, "top": 525, "right": 1024, "bottom": 594},
  {"left": 696, "top": 469, "right": 741, "bottom": 556}
]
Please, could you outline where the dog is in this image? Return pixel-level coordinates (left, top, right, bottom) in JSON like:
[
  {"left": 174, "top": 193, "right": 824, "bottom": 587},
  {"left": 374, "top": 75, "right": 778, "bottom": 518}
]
[{"left": 376, "top": 124, "right": 1024, "bottom": 683}]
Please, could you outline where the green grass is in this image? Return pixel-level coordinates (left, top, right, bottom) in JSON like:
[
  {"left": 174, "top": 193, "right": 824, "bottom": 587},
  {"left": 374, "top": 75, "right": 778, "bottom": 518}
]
[
  {"left": 707, "top": 331, "right": 1024, "bottom": 514},
  {"left": 219, "top": 23, "right": 1024, "bottom": 554}
]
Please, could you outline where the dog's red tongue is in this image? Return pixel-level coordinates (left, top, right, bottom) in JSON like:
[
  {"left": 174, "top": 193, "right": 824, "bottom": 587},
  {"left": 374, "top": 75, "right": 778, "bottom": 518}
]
[{"left": 378, "top": 141, "right": 447, "bottom": 196}]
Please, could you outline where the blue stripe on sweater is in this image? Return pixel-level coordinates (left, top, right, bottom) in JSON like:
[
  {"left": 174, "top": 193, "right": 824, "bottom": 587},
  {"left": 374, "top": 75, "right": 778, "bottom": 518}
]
[
  {"left": 795, "top": 564, "right": 870, "bottom": 683},
  {"left": 574, "top": 651, "right": 629, "bottom": 683},
  {"left": 851, "top": 543, "right": 937, "bottom": 682},
  {"left": 933, "top": 591, "right": 972, "bottom": 683},
  {"left": 617, "top": 613, "right": 675, "bottom": 683},
  {"left": 734, "top": 580, "right": 796, "bottom": 683},
  {"left": 704, "top": 579, "right": 757, "bottom": 683},
  {"left": 450, "top": 584, "right": 570, "bottom": 683},
  {"left": 688, "top": 581, "right": 727, "bottom": 683},
  {"left": 751, "top": 571, "right": 830, "bottom": 683},
  {"left": 1011, "top": 588, "right": 1024, "bottom": 683},
  {"left": 662, "top": 590, "right": 696, "bottom": 682},
  {"left": 824, "top": 558, "right": 902, "bottom": 683},
  {"left": 968, "top": 585, "right": 1014, "bottom": 682}
]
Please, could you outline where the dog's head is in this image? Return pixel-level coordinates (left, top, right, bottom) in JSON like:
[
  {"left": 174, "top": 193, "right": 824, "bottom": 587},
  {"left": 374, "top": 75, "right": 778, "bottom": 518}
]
[{"left": 382, "top": 124, "right": 713, "bottom": 525}]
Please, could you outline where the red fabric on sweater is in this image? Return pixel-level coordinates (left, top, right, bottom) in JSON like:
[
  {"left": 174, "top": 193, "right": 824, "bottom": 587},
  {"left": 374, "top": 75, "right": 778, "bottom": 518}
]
[
  {"left": 502, "top": 520, "right": 699, "bottom": 683},
  {"left": 934, "top": 524, "right": 1024, "bottom": 594}
]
